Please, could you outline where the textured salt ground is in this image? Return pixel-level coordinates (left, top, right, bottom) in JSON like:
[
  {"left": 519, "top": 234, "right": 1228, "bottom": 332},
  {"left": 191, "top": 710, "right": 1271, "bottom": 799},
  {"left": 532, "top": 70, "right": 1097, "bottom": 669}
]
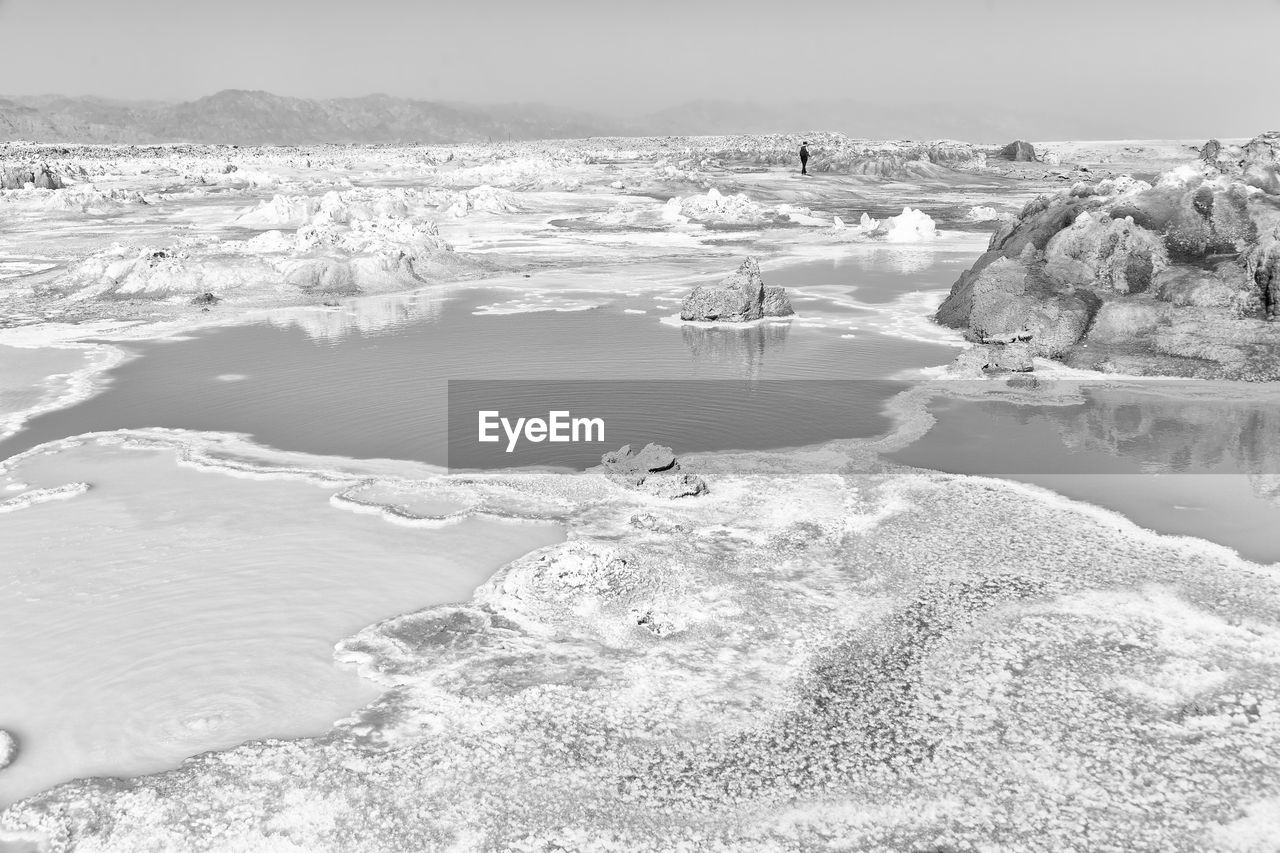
[
  {"left": 0, "top": 435, "right": 562, "bottom": 807},
  {"left": 2, "top": 441, "right": 1277, "bottom": 852},
  {"left": 0, "top": 142, "right": 1039, "bottom": 331}
]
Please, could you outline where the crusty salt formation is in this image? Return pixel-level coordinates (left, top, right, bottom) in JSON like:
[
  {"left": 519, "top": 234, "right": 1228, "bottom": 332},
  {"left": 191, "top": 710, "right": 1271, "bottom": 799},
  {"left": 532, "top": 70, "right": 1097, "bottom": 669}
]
[{"left": 5, "top": 444, "right": 1278, "bottom": 852}]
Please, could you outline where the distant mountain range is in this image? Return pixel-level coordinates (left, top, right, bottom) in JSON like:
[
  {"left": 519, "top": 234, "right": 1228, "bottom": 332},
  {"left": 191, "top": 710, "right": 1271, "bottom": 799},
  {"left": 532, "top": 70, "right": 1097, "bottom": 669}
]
[{"left": 0, "top": 90, "right": 1069, "bottom": 145}]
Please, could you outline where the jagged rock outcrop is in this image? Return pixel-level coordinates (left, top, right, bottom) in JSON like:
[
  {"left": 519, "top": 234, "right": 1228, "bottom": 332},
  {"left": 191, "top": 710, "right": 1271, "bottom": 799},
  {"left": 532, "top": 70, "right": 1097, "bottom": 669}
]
[
  {"left": 937, "top": 132, "right": 1280, "bottom": 380},
  {"left": 680, "top": 257, "right": 794, "bottom": 322},
  {"left": 600, "top": 443, "right": 707, "bottom": 498},
  {"left": 1242, "top": 131, "right": 1280, "bottom": 195},
  {"left": 999, "top": 140, "right": 1037, "bottom": 162}
]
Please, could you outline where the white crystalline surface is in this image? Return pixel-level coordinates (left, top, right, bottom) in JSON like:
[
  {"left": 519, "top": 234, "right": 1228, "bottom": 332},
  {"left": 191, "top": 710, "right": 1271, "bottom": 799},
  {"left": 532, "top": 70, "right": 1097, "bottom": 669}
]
[
  {"left": 3, "top": 444, "right": 1278, "bottom": 851},
  {"left": 965, "top": 205, "right": 1007, "bottom": 222},
  {"left": 875, "top": 207, "right": 939, "bottom": 242},
  {"left": 0, "top": 433, "right": 563, "bottom": 808}
]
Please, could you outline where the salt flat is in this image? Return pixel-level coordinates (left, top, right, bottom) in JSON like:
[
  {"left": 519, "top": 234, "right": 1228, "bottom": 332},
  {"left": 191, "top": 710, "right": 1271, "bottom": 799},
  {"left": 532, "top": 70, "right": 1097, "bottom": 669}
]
[{"left": 1, "top": 134, "right": 1278, "bottom": 852}]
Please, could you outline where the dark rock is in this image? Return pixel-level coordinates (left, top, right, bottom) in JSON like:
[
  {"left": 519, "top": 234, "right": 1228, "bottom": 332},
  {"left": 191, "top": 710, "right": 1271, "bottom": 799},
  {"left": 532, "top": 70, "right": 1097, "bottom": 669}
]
[
  {"left": 1241, "top": 131, "right": 1280, "bottom": 195},
  {"left": 1199, "top": 139, "right": 1222, "bottom": 163},
  {"left": 600, "top": 443, "right": 708, "bottom": 498},
  {"left": 1156, "top": 262, "right": 1261, "bottom": 317},
  {"left": 999, "top": 140, "right": 1037, "bottom": 162},
  {"left": 1083, "top": 299, "right": 1168, "bottom": 344},
  {"left": 937, "top": 252, "right": 1101, "bottom": 357},
  {"left": 761, "top": 285, "right": 794, "bottom": 318},
  {"left": 1247, "top": 229, "right": 1280, "bottom": 319},
  {"left": 680, "top": 257, "right": 793, "bottom": 322},
  {"left": 957, "top": 341, "right": 1034, "bottom": 373},
  {"left": 32, "top": 164, "right": 62, "bottom": 189},
  {"left": 937, "top": 143, "right": 1280, "bottom": 379},
  {"left": 190, "top": 292, "right": 220, "bottom": 306}
]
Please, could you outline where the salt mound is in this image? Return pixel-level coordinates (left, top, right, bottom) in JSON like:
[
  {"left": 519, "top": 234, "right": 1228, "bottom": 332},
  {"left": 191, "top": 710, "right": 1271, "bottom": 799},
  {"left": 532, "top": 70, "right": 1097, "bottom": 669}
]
[
  {"left": 57, "top": 209, "right": 465, "bottom": 301},
  {"left": 663, "top": 188, "right": 771, "bottom": 227},
  {"left": 436, "top": 154, "right": 586, "bottom": 190},
  {"left": 0, "top": 164, "right": 63, "bottom": 190},
  {"left": 875, "top": 206, "right": 939, "bottom": 242},
  {"left": 658, "top": 191, "right": 835, "bottom": 229},
  {"left": 441, "top": 185, "right": 519, "bottom": 217},
  {"left": 58, "top": 245, "right": 249, "bottom": 299},
  {"left": 965, "top": 205, "right": 1007, "bottom": 222},
  {"left": 283, "top": 218, "right": 464, "bottom": 295},
  {"left": 0, "top": 729, "right": 16, "bottom": 770},
  {"left": 240, "top": 230, "right": 293, "bottom": 253},
  {"left": 232, "top": 189, "right": 416, "bottom": 229},
  {"left": 234, "top": 194, "right": 318, "bottom": 227},
  {"left": 773, "top": 203, "right": 832, "bottom": 227},
  {"left": 0, "top": 184, "right": 147, "bottom": 214}
]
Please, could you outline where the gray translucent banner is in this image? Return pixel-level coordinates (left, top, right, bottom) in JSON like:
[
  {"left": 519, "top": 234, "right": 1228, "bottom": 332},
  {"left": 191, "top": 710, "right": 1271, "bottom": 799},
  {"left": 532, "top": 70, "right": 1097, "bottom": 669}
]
[
  {"left": 447, "top": 379, "right": 1280, "bottom": 475},
  {"left": 447, "top": 379, "right": 906, "bottom": 470}
]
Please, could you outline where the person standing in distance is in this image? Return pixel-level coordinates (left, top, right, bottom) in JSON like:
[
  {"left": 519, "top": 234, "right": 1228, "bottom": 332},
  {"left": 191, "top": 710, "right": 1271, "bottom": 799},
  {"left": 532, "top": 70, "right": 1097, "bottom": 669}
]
[{"left": 799, "top": 141, "right": 810, "bottom": 175}]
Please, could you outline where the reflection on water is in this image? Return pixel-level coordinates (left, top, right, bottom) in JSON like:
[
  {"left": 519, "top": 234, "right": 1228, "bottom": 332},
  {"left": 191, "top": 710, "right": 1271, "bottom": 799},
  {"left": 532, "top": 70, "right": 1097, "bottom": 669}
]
[
  {"left": 891, "top": 381, "right": 1280, "bottom": 564},
  {"left": 680, "top": 320, "right": 790, "bottom": 380},
  {"left": 774, "top": 245, "right": 978, "bottom": 304},
  {"left": 0, "top": 289, "right": 955, "bottom": 466},
  {"left": 263, "top": 287, "right": 448, "bottom": 340},
  {"left": 1051, "top": 386, "right": 1280, "bottom": 475}
]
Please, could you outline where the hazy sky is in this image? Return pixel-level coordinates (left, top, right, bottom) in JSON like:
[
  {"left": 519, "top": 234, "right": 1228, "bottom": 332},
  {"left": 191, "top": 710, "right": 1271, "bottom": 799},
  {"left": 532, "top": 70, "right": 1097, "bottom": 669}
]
[{"left": 1, "top": 0, "right": 1276, "bottom": 138}]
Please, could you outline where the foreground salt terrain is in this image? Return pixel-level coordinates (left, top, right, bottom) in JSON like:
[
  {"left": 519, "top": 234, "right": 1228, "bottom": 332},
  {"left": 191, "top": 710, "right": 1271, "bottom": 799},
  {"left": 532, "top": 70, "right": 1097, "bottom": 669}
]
[{"left": 1, "top": 134, "right": 1279, "bottom": 851}]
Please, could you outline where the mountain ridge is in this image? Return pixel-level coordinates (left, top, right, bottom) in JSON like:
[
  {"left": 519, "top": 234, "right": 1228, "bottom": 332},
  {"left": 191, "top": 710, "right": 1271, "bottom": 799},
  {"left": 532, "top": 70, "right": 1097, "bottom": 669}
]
[{"left": 0, "top": 89, "right": 1073, "bottom": 145}]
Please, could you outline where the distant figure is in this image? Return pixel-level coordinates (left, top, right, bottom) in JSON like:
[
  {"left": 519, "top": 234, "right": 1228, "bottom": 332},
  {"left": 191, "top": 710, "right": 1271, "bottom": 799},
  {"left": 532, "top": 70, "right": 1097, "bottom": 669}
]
[{"left": 799, "top": 142, "right": 810, "bottom": 175}]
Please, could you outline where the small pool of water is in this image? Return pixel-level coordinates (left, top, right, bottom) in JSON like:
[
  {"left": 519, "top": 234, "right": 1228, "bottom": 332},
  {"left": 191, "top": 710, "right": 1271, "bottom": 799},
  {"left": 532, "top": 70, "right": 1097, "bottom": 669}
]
[
  {"left": 0, "top": 285, "right": 958, "bottom": 468},
  {"left": 890, "top": 386, "right": 1280, "bottom": 564}
]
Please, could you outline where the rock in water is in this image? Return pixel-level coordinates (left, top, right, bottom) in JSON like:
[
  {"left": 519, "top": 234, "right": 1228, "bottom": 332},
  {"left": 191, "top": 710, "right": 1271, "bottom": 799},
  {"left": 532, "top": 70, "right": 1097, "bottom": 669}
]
[
  {"left": 0, "top": 729, "right": 16, "bottom": 770},
  {"left": 600, "top": 443, "right": 708, "bottom": 499},
  {"left": 680, "top": 257, "right": 794, "bottom": 322},
  {"left": 1000, "top": 140, "right": 1037, "bottom": 162},
  {"left": 1200, "top": 138, "right": 1223, "bottom": 163},
  {"left": 761, "top": 285, "right": 793, "bottom": 317}
]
